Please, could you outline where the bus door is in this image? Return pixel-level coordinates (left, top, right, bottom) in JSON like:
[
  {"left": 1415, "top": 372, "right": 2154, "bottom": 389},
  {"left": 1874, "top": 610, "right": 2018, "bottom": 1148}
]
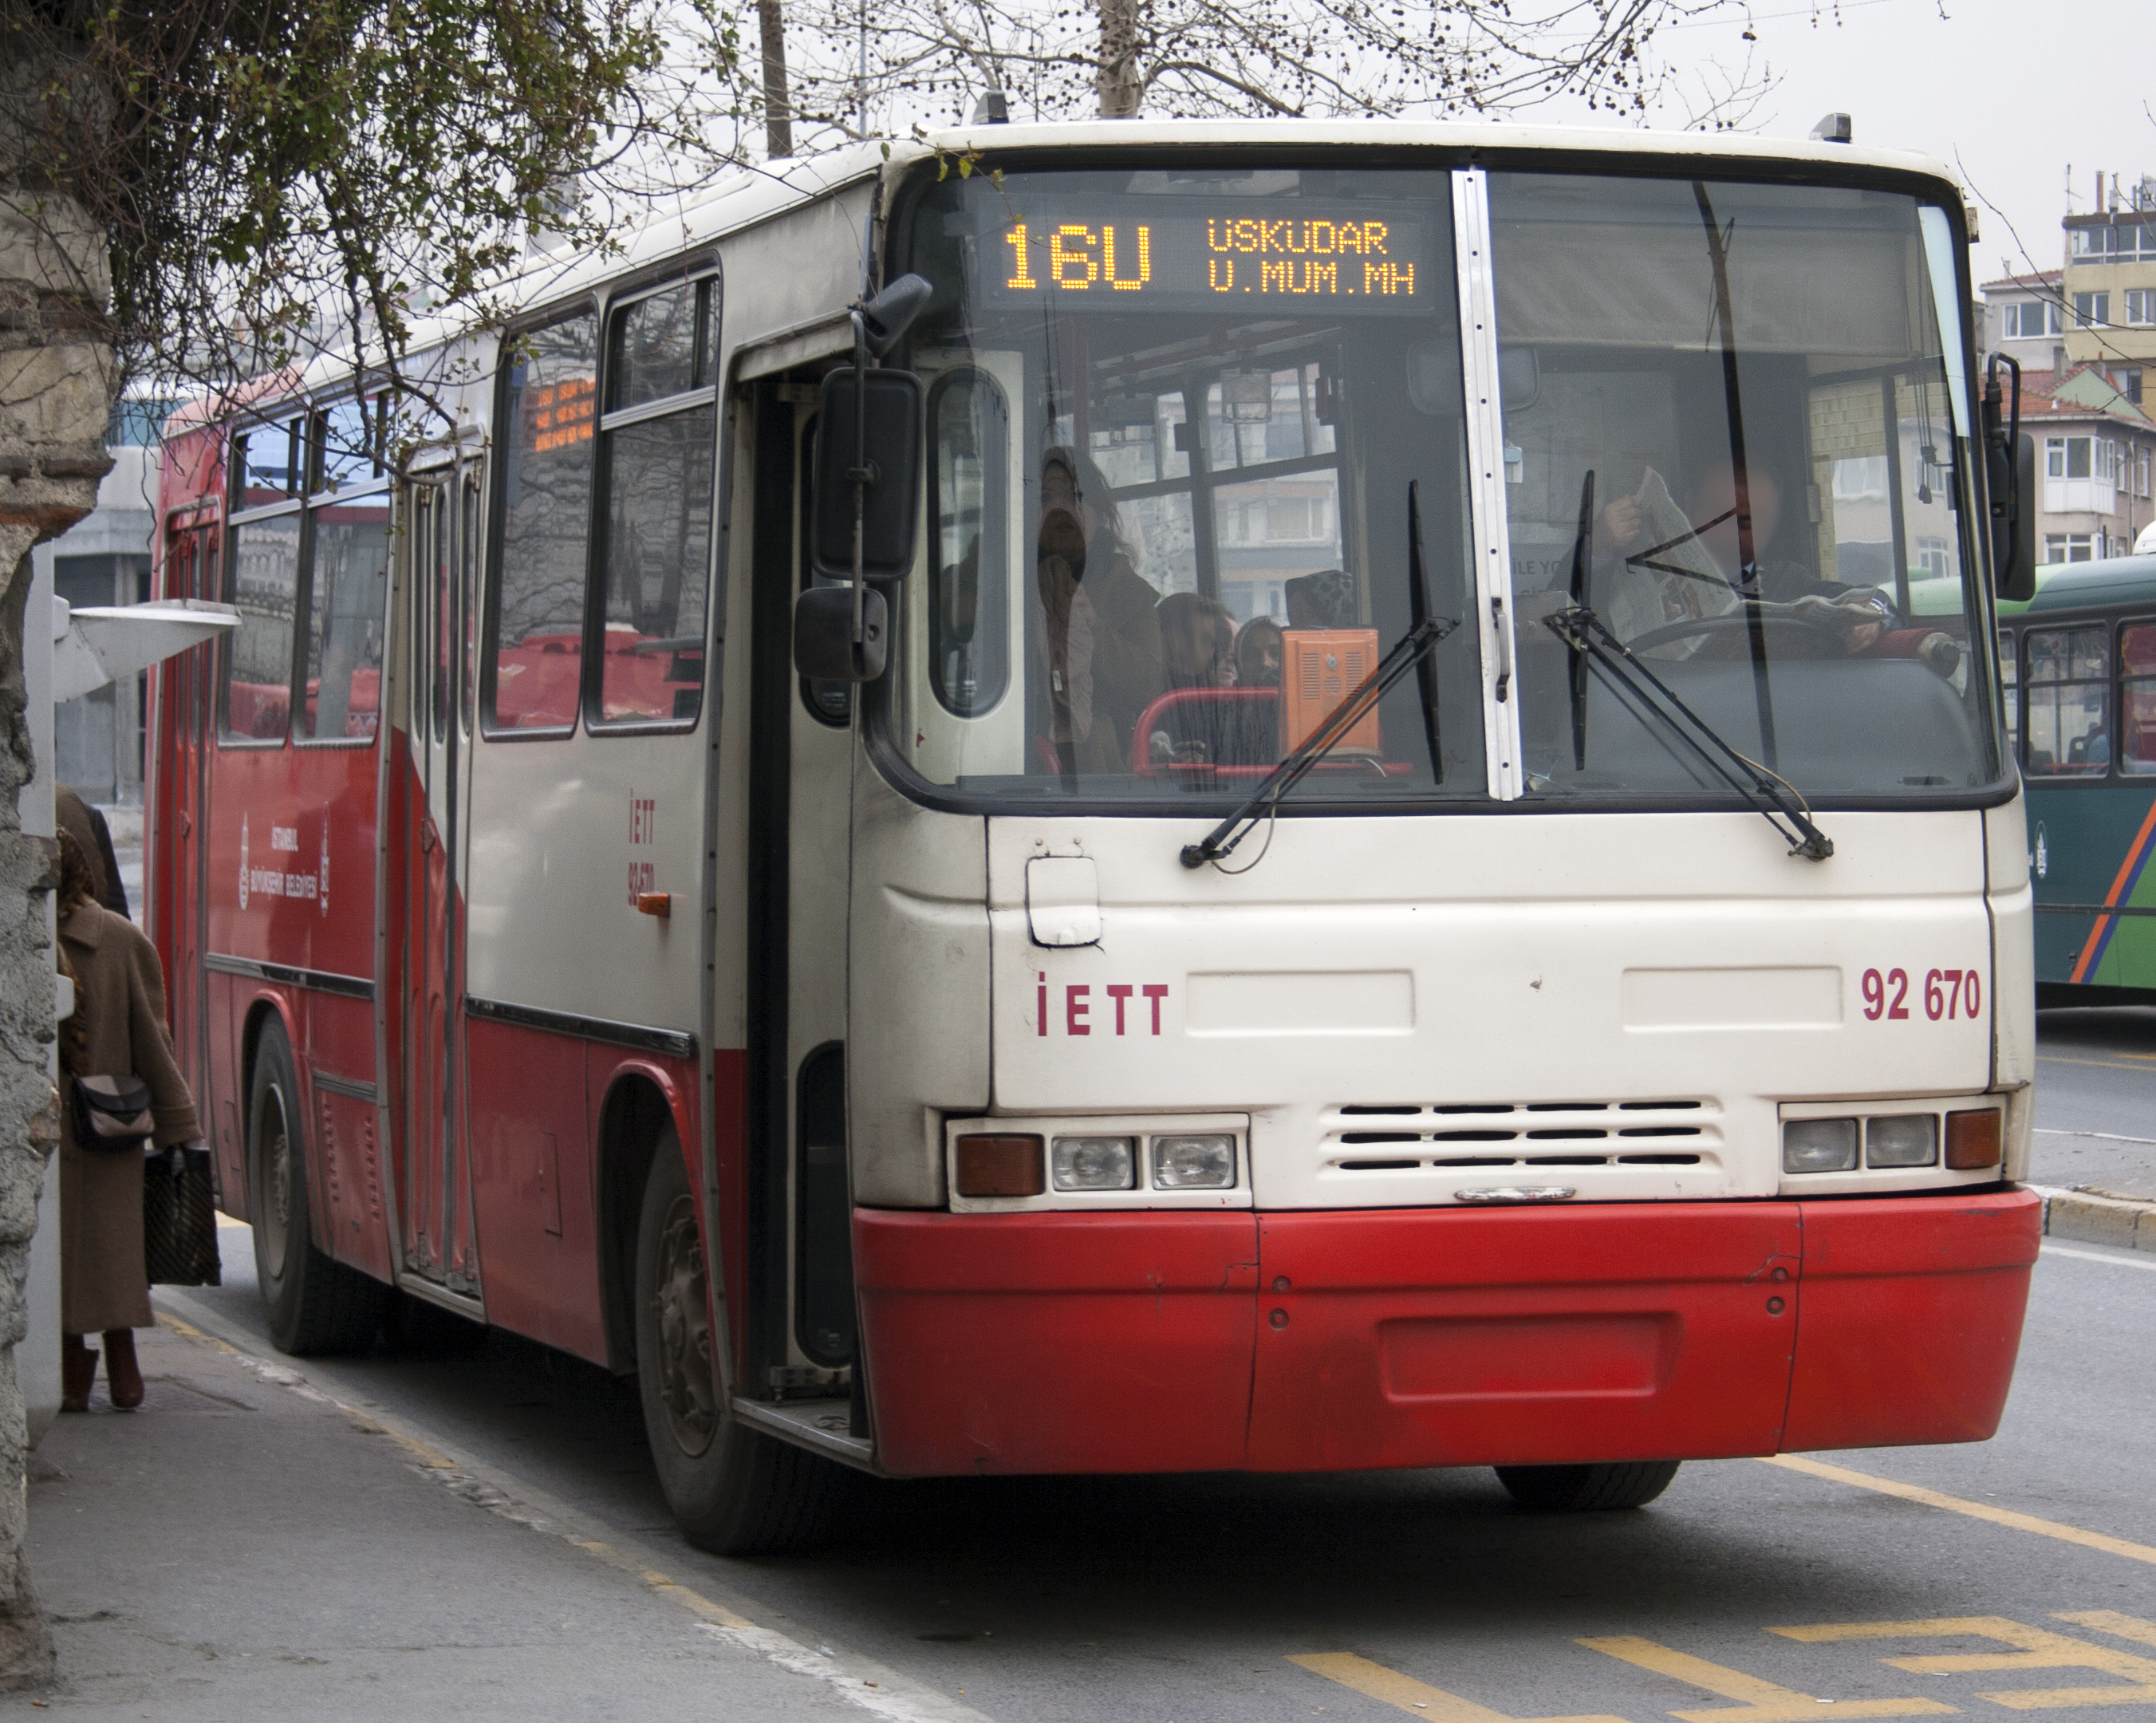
[
  {"left": 160, "top": 521, "right": 219, "bottom": 1131},
  {"left": 393, "top": 459, "right": 486, "bottom": 1296}
]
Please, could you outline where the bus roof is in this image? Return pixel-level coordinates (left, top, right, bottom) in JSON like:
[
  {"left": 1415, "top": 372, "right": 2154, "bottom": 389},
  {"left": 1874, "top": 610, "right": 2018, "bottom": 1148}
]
[
  {"left": 174, "top": 119, "right": 1966, "bottom": 430},
  {"left": 2005, "top": 554, "right": 2156, "bottom": 617}
]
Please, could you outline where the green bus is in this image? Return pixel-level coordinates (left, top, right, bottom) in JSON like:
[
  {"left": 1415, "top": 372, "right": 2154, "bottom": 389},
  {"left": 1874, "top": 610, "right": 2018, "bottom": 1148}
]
[{"left": 1992, "top": 554, "right": 2156, "bottom": 1003}]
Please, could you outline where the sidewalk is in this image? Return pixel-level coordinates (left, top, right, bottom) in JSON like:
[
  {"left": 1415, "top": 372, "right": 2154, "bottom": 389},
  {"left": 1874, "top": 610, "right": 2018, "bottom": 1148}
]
[
  {"left": 15, "top": 1309, "right": 966, "bottom": 1721},
  {"left": 2029, "top": 1127, "right": 2156, "bottom": 1253}
]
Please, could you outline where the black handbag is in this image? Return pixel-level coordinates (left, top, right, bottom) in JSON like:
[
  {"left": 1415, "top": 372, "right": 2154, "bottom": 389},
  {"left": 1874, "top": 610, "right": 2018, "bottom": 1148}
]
[
  {"left": 70, "top": 1074, "right": 155, "bottom": 1149},
  {"left": 144, "top": 1145, "right": 222, "bottom": 1287}
]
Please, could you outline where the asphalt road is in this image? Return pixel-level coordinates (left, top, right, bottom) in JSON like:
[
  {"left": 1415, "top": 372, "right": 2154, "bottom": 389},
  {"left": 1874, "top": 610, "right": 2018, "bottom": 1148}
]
[
  {"left": 30, "top": 1011, "right": 2156, "bottom": 1721},
  {"left": 2032, "top": 1006, "right": 2156, "bottom": 1194}
]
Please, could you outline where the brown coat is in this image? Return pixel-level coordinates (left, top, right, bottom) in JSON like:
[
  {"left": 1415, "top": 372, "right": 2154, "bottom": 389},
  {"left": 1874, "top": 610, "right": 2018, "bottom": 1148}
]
[{"left": 58, "top": 901, "right": 201, "bottom": 1334}]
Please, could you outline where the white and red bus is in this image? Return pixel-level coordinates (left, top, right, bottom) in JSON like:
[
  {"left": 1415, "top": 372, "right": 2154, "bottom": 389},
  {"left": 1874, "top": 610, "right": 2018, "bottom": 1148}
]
[{"left": 148, "top": 120, "right": 2044, "bottom": 1552}]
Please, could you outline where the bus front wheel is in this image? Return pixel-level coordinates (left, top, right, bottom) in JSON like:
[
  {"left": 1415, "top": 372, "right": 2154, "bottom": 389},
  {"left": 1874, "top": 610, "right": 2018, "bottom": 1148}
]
[
  {"left": 249, "top": 1019, "right": 386, "bottom": 1355},
  {"left": 1495, "top": 1461, "right": 1681, "bottom": 1512},
  {"left": 633, "top": 1135, "right": 838, "bottom": 1555}
]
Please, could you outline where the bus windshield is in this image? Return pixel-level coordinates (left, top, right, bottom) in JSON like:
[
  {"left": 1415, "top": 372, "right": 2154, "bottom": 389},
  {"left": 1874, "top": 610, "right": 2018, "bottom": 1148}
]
[{"left": 887, "top": 164, "right": 2003, "bottom": 807}]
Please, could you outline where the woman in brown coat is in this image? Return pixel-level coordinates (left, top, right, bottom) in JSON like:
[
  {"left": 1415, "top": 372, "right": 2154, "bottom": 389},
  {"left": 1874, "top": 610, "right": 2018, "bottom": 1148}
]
[{"left": 56, "top": 829, "right": 202, "bottom": 1410}]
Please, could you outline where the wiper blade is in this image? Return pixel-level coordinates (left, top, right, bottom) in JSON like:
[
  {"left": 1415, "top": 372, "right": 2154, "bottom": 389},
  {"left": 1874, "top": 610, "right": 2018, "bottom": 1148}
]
[
  {"left": 1178, "top": 613, "right": 1457, "bottom": 868},
  {"left": 1565, "top": 469, "right": 1594, "bottom": 771},
  {"left": 1543, "top": 605, "right": 1833, "bottom": 862},
  {"left": 1182, "top": 481, "right": 1458, "bottom": 869}
]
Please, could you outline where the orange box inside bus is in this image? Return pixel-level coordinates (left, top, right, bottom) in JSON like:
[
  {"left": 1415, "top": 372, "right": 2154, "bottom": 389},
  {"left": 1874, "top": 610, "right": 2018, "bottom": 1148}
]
[{"left": 1279, "top": 628, "right": 1381, "bottom": 755}]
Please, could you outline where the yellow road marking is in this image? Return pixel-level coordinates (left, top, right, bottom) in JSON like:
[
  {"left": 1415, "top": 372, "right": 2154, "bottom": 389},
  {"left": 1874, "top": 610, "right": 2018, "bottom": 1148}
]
[
  {"left": 1761, "top": 1456, "right": 2156, "bottom": 1568},
  {"left": 2060, "top": 1615, "right": 2156, "bottom": 1651},
  {"left": 2035, "top": 1055, "right": 2156, "bottom": 1073},
  {"left": 560, "top": 1540, "right": 757, "bottom": 1630},
  {"left": 1578, "top": 1635, "right": 1953, "bottom": 1722},
  {"left": 1288, "top": 1654, "right": 1629, "bottom": 1723},
  {"left": 1772, "top": 1617, "right": 2156, "bottom": 1710}
]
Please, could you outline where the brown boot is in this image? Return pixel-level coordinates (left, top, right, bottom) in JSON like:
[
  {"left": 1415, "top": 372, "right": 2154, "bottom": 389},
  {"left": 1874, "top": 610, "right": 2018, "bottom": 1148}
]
[
  {"left": 102, "top": 1329, "right": 144, "bottom": 1410},
  {"left": 61, "top": 1334, "right": 97, "bottom": 1413}
]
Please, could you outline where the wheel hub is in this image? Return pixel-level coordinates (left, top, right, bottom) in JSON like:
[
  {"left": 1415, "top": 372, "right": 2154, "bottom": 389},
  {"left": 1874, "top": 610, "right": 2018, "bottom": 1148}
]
[{"left": 652, "top": 1193, "right": 718, "bottom": 1456}]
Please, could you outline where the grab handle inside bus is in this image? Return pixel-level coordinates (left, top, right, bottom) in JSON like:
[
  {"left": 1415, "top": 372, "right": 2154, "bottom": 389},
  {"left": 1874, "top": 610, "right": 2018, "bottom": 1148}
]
[{"left": 1983, "top": 353, "right": 2037, "bottom": 602}]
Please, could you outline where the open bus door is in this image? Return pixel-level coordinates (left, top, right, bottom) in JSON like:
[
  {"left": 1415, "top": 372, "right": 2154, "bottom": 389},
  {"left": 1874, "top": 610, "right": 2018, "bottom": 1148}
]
[{"left": 389, "top": 458, "right": 486, "bottom": 1300}]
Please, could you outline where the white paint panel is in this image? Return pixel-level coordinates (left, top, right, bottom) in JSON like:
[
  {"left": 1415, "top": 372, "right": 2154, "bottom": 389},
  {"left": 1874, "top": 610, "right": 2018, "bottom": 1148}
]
[
  {"left": 1621, "top": 966, "right": 1841, "bottom": 1031},
  {"left": 980, "top": 806, "right": 1997, "bottom": 1209},
  {"left": 1026, "top": 855, "right": 1101, "bottom": 948},
  {"left": 1185, "top": 970, "right": 1414, "bottom": 1037}
]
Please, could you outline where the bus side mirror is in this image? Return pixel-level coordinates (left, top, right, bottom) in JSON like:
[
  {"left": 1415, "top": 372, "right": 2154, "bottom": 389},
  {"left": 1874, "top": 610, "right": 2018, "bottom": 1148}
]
[
  {"left": 1984, "top": 353, "right": 2038, "bottom": 602},
  {"left": 810, "top": 368, "right": 923, "bottom": 583},
  {"left": 793, "top": 582, "right": 889, "bottom": 683}
]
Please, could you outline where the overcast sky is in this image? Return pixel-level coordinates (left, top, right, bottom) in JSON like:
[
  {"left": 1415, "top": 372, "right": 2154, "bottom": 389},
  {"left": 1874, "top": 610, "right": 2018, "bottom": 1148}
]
[{"left": 1633, "top": 0, "right": 2152, "bottom": 281}]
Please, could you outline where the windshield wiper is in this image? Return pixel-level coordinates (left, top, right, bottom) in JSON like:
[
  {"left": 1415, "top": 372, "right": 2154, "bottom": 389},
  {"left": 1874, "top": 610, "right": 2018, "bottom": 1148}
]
[
  {"left": 1181, "top": 483, "right": 1457, "bottom": 869},
  {"left": 1543, "top": 604, "right": 1833, "bottom": 862},
  {"left": 1563, "top": 470, "right": 1594, "bottom": 771}
]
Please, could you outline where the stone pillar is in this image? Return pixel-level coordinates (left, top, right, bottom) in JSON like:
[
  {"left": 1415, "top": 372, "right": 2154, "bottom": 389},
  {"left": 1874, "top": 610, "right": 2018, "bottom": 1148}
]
[{"left": 0, "top": 187, "right": 117, "bottom": 1689}]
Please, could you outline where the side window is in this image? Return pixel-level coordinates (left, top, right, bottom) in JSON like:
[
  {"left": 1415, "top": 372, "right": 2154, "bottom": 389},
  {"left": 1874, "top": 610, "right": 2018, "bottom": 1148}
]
[
  {"left": 221, "top": 415, "right": 309, "bottom": 743},
  {"left": 2121, "top": 623, "right": 2156, "bottom": 775},
  {"left": 593, "top": 274, "right": 719, "bottom": 727},
  {"left": 298, "top": 404, "right": 390, "bottom": 742},
  {"left": 2024, "top": 625, "right": 2110, "bottom": 777},
  {"left": 928, "top": 368, "right": 1010, "bottom": 716},
  {"left": 487, "top": 311, "right": 599, "bottom": 732},
  {"left": 1998, "top": 627, "right": 2017, "bottom": 758}
]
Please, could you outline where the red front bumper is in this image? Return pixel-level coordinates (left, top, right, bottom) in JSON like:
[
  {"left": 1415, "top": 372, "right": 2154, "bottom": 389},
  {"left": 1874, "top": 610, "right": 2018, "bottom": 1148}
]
[{"left": 853, "top": 1191, "right": 2039, "bottom": 1477}]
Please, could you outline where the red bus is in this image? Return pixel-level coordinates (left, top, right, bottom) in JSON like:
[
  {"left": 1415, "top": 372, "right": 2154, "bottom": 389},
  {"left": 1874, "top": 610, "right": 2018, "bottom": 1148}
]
[{"left": 149, "top": 121, "right": 2042, "bottom": 1553}]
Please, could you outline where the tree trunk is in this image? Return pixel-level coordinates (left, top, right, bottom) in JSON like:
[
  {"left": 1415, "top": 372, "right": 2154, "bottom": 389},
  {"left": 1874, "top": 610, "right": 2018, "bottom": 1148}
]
[
  {"left": 758, "top": 0, "right": 794, "bottom": 159},
  {"left": 0, "top": 180, "right": 117, "bottom": 1689},
  {"left": 1094, "top": 0, "right": 1144, "bottom": 117}
]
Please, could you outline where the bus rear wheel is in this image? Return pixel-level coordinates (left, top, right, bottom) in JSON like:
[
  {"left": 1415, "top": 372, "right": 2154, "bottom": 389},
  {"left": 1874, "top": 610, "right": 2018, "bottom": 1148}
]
[
  {"left": 1495, "top": 1461, "right": 1681, "bottom": 1512},
  {"left": 633, "top": 1135, "right": 838, "bottom": 1555},
  {"left": 250, "top": 1019, "right": 386, "bottom": 1355}
]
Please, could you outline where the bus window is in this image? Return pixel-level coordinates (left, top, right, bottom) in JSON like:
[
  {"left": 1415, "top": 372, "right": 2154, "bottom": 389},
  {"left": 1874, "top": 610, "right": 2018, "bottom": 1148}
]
[
  {"left": 462, "top": 467, "right": 483, "bottom": 735},
  {"left": 893, "top": 166, "right": 1485, "bottom": 800},
  {"left": 232, "top": 416, "right": 304, "bottom": 510},
  {"left": 488, "top": 312, "right": 598, "bottom": 732},
  {"left": 1490, "top": 172, "right": 1995, "bottom": 798},
  {"left": 300, "top": 488, "right": 388, "bottom": 740},
  {"left": 593, "top": 275, "right": 719, "bottom": 727},
  {"left": 928, "top": 368, "right": 1011, "bottom": 716},
  {"left": 2120, "top": 623, "right": 2156, "bottom": 774},
  {"left": 221, "top": 515, "right": 299, "bottom": 743},
  {"left": 1998, "top": 628, "right": 2018, "bottom": 759},
  {"left": 2024, "top": 626, "right": 2109, "bottom": 775}
]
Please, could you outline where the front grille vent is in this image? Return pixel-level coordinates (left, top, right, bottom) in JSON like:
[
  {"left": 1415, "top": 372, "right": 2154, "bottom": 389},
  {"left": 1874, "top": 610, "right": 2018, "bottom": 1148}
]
[{"left": 1322, "top": 1099, "right": 1720, "bottom": 1175}]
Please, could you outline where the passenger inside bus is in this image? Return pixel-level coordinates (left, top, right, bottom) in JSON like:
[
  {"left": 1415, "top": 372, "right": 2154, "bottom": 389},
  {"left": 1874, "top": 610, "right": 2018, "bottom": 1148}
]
[{"left": 1034, "top": 447, "right": 1163, "bottom": 774}]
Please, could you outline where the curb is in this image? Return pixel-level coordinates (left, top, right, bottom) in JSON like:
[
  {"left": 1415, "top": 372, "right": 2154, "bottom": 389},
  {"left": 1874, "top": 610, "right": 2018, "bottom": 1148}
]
[{"left": 2028, "top": 1182, "right": 2156, "bottom": 1254}]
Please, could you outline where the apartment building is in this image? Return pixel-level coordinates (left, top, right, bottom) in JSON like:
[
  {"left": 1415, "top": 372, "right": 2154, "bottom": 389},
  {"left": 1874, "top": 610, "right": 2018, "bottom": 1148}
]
[{"left": 1978, "top": 173, "right": 2156, "bottom": 562}]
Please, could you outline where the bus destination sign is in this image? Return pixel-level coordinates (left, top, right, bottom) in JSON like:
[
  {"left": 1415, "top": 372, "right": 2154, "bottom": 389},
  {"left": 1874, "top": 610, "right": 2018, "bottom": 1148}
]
[{"left": 984, "top": 204, "right": 1435, "bottom": 313}]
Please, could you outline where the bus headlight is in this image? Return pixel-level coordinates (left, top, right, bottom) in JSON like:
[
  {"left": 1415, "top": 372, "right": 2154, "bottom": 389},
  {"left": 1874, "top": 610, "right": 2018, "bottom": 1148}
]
[
  {"left": 1945, "top": 1109, "right": 2003, "bottom": 1169},
  {"left": 1865, "top": 1114, "right": 1937, "bottom": 1168},
  {"left": 1783, "top": 1118, "right": 1858, "bottom": 1173},
  {"left": 1153, "top": 1134, "right": 1236, "bottom": 1189},
  {"left": 1053, "top": 1136, "right": 1136, "bottom": 1191}
]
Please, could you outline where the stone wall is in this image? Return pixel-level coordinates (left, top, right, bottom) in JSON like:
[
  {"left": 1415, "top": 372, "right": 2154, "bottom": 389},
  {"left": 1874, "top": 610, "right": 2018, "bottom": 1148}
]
[{"left": 0, "top": 187, "right": 118, "bottom": 1689}]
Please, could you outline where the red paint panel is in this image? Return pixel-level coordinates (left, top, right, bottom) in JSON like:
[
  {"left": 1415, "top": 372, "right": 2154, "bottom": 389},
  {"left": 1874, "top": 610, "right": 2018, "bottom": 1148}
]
[
  {"left": 463, "top": 1018, "right": 599, "bottom": 1360},
  {"left": 1783, "top": 1189, "right": 2040, "bottom": 1451},
  {"left": 853, "top": 1211, "right": 1259, "bottom": 1477},
  {"left": 1247, "top": 1206, "right": 1802, "bottom": 1471}
]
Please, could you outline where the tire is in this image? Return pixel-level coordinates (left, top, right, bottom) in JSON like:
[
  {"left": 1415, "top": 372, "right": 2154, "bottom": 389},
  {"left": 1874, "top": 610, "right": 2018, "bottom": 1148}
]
[
  {"left": 634, "top": 1133, "right": 839, "bottom": 1555},
  {"left": 1495, "top": 1461, "right": 1681, "bottom": 1512},
  {"left": 250, "top": 1019, "right": 387, "bottom": 1354}
]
